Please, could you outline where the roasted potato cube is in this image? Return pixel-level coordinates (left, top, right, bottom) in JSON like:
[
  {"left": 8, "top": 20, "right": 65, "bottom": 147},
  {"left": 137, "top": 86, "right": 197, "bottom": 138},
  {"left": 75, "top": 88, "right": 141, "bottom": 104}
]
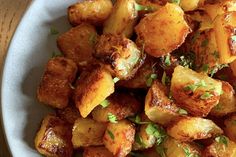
[
  {"left": 57, "top": 23, "right": 98, "bottom": 67},
  {"left": 135, "top": 3, "right": 191, "bottom": 57},
  {"left": 92, "top": 92, "right": 141, "bottom": 122},
  {"left": 213, "top": 12, "right": 236, "bottom": 64},
  {"left": 94, "top": 34, "right": 144, "bottom": 80},
  {"left": 210, "top": 81, "right": 236, "bottom": 116},
  {"left": 35, "top": 115, "right": 73, "bottom": 157},
  {"left": 202, "top": 136, "right": 236, "bottom": 157},
  {"left": 167, "top": 117, "right": 223, "bottom": 142},
  {"left": 224, "top": 114, "right": 236, "bottom": 142},
  {"left": 204, "top": 0, "right": 236, "bottom": 20},
  {"left": 72, "top": 118, "right": 107, "bottom": 148},
  {"left": 171, "top": 66, "right": 222, "bottom": 117},
  {"left": 75, "top": 66, "right": 115, "bottom": 118},
  {"left": 180, "top": 0, "right": 200, "bottom": 11},
  {"left": 163, "top": 137, "right": 202, "bottom": 157},
  {"left": 145, "top": 81, "right": 180, "bottom": 125},
  {"left": 103, "top": 0, "right": 137, "bottom": 38},
  {"left": 189, "top": 11, "right": 213, "bottom": 31},
  {"left": 68, "top": 0, "right": 113, "bottom": 26},
  {"left": 103, "top": 120, "right": 135, "bottom": 157},
  {"left": 83, "top": 147, "right": 113, "bottom": 157},
  {"left": 230, "top": 59, "right": 236, "bottom": 76},
  {"left": 37, "top": 57, "right": 77, "bottom": 109},
  {"left": 56, "top": 104, "right": 81, "bottom": 124}
]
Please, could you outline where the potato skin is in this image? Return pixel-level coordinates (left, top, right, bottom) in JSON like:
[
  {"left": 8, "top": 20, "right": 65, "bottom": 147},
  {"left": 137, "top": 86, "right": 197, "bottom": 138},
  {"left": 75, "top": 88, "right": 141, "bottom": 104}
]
[
  {"left": 83, "top": 147, "right": 113, "bottom": 157},
  {"left": 167, "top": 117, "right": 223, "bottom": 142},
  {"left": 92, "top": 92, "right": 141, "bottom": 122},
  {"left": 135, "top": 3, "right": 191, "bottom": 57},
  {"left": 224, "top": 114, "right": 236, "bottom": 142},
  {"left": 56, "top": 104, "right": 81, "bottom": 124},
  {"left": 57, "top": 23, "right": 98, "bottom": 67},
  {"left": 202, "top": 137, "right": 236, "bottom": 157},
  {"left": 103, "top": 120, "right": 135, "bottom": 157},
  {"left": 180, "top": 0, "right": 200, "bottom": 11},
  {"left": 74, "top": 65, "right": 114, "bottom": 118},
  {"left": 231, "top": 59, "right": 236, "bottom": 76},
  {"left": 94, "top": 34, "right": 144, "bottom": 80},
  {"left": 68, "top": 0, "right": 113, "bottom": 26},
  {"left": 171, "top": 66, "right": 222, "bottom": 117},
  {"left": 72, "top": 118, "right": 107, "bottom": 148},
  {"left": 103, "top": 0, "right": 138, "bottom": 38},
  {"left": 37, "top": 57, "right": 77, "bottom": 109},
  {"left": 34, "top": 115, "right": 73, "bottom": 157},
  {"left": 145, "top": 81, "right": 180, "bottom": 126},
  {"left": 210, "top": 81, "right": 236, "bottom": 116}
]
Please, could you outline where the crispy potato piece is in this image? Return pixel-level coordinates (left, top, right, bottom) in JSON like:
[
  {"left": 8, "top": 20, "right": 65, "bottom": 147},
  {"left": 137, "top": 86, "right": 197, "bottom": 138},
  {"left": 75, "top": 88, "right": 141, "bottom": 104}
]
[
  {"left": 103, "top": 0, "right": 138, "bottom": 38},
  {"left": 213, "top": 12, "right": 236, "bottom": 64},
  {"left": 210, "top": 81, "right": 236, "bottom": 116},
  {"left": 35, "top": 115, "right": 73, "bottom": 157},
  {"left": 171, "top": 66, "right": 222, "bottom": 117},
  {"left": 103, "top": 120, "right": 135, "bottom": 157},
  {"left": 145, "top": 81, "right": 180, "bottom": 125},
  {"left": 167, "top": 117, "right": 223, "bottom": 142},
  {"left": 224, "top": 114, "right": 236, "bottom": 142},
  {"left": 204, "top": 0, "right": 236, "bottom": 20},
  {"left": 230, "top": 59, "right": 236, "bottom": 76},
  {"left": 180, "top": 0, "right": 200, "bottom": 11},
  {"left": 68, "top": 0, "right": 113, "bottom": 26},
  {"left": 189, "top": 11, "right": 213, "bottom": 31},
  {"left": 94, "top": 34, "right": 144, "bottom": 80},
  {"left": 37, "top": 57, "right": 77, "bottom": 109},
  {"left": 202, "top": 136, "right": 236, "bottom": 157},
  {"left": 163, "top": 137, "right": 202, "bottom": 157},
  {"left": 83, "top": 147, "right": 113, "bottom": 157},
  {"left": 75, "top": 66, "right": 114, "bottom": 118},
  {"left": 57, "top": 23, "right": 98, "bottom": 67},
  {"left": 135, "top": 3, "right": 191, "bottom": 57},
  {"left": 92, "top": 92, "right": 141, "bottom": 122},
  {"left": 56, "top": 104, "right": 80, "bottom": 124},
  {"left": 72, "top": 118, "right": 107, "bottom": 148}
]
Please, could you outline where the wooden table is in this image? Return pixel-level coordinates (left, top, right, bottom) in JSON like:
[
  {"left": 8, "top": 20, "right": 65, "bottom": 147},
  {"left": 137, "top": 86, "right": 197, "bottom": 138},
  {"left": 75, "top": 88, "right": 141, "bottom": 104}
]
[{"left": 0, "top": 1, "right": 31, "bottom": 156}]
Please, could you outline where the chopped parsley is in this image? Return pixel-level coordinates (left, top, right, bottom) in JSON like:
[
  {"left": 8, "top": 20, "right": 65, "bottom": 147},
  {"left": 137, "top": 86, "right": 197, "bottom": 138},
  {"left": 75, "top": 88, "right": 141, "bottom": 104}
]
[
  {"left": 156, "top": 145, "right": 167, "bottom": 157},
  {"left": 171, "top": 0, "right": 180, "bottom": 4},
  {"left": 212, "top": 51, "right": 220, "bottom": 59},
  {"left": 214, "top": 103, "right": 222, "bottom": 110},
  {"left": 107, "top": 130, "right": 115, "bottom": 140},
  {"left": 201, "top": 64, "right": 209, "bottom": 73},
  {"left": 210, "top": 64, "right": 229, "bottom": 77},
  {"left": 178, "top": 52, "right": 195, "bottom": 69},
  {"left": 134, "top": 3, "right": 154, "bottom": 11},
  {"left": 182, "top": 147, "right": 200, "bottom": 157},
  {"left": 89, "top": 33, "right": 98, "bottom": 45},
  {"left": 201, "top": 39, "right": 209, "bottom": 47},
  {"left": 146, "top": 73, "right": 158, "bottom": 87},
  {"left": 161, "top": 72, "right": 170, "bottom": 86},
  {"left": 128, "top": 115, "right": 150, "bottom": 125},
  {"left": 146, "top": 123, "right": 166, "bottom": 145},
  {"left": 50, "top": 27, "right": 59, "bottom": 35},
  {"left": 164, "top": 54, "right": 171, "bottom": 66},
  {"left": 135, "top": 134, "right": 146, "bottom": 147},
  {"left": 178, "top": 108, "right": 188, "bottom": 115},
  {"left": 113, "top": 77, "right": 120, "bottom": 83},
  {"left": 215, "top": 135, "right": 228, "bottom": 147},
  {"left": 52, "top": 51, "right": 62, "bottom": 58},
  {"left": 231, "top": 35, "right": 236, "bottom": 42},
  {"left": 200, "top": 92, "right": 213, "bottom": 100},
  {"left": 107, "top": 113, "right": 118, "bottom": 123},
  {"left": 100, "top": 99, "right": 110, "bottom": 108},
  {"left": 184, "top": 80, "right": 206, "bottom": 92}
]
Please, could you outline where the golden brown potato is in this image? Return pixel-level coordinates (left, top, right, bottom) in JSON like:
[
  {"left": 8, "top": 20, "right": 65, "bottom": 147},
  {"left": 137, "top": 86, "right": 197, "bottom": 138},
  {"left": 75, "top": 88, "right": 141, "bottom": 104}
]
[
  {"left": 72, "top": 118, "right": 107, "bottom": 148},
  {"left": 117, "top": 56, "right": 157, "bottom": 88},
  {"left": 171, "top": 66, "right": 222, "bottom": 117},
  {"left": 180, "top": 0, "right": 200, "bottom": 11},
  {"left": 103, "top": 120, "right": 135, "bottom": 157},
  {"left": 75, "top": 65, "right": 115, "bottom": 118},
  {"left": 35, "top": 115, "right": 73, "bottom": 157},
  {"left": 68, "top": 0, "right": 113, "bottom": 26},
  {"left": 224, "top": 114, "right": 236, "bottom": 142},
  {"left": 92, "top": 92, "right": 141, "bottom": 122},
  {"left": 189, "top": 11, "right": 213, "bottom": 31},
  {"left": 135, "top": 3, "right": 191, "bottom": 57},
  {"left": 210, "top": 81, "right": 236, "bottom": 116},
  {"left": 167, "top": 117, "right": 223, "bottom": 142},
  {"left": 83, "top": 147, "right": 113, "bottom": 157},
  {"left": 145, "top": 81, "right": 180, "bottom": 126},
  {"left": 162, "top": 137, "right": 202, "bottom": 157},
  {"left": 202, "top": 136, "right": 236, "bottom": 157},
  {"left": 230, "top": 58, "right": 236, "bottom": 76},
  {"left": 103, "top": 0, "right": 138, "bottom": 38},
  {"left": 57, "top": 23, "right": 98, "bottom": 67},
  {"left": 213, "top": 11, "right": 236, "bottom": 64},
  {"left": 204, "top": 0, "right": 236, "bottom": 20},
  {"left": 56, "top": 104, "right": 81, "bottom": 124},
  {"left": 37, "top": 57, "right": 77, "bottom": 109},
  {"left": 94, "top": 34, "right": 144, "bottom": 80}
]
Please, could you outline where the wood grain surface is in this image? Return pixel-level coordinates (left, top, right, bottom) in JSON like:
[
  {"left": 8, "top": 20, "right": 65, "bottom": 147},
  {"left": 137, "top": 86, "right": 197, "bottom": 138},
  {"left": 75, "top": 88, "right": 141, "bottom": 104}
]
[{"left": 0, "top": 0, "right": 31, "bottom": 156}]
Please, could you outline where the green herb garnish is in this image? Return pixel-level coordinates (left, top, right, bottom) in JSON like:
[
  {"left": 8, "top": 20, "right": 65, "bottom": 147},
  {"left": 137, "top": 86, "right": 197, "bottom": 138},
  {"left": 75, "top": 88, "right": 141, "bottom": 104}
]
[
  {"left": 171, "top": 0, "right": 180, "bottom": 4},
  {"left": 191, "top": 32, "right": 200, "bottom": 44},
  {"left": 231, "top": 35, "right": 236, "bottom": 42},
  {"left": 135, "top": 3, "right": 154, "bottom": 11},
  {"left": 156, "top": 145, "right": 167, "bottom": 157},
  {"left": 50, "top": 27, "right": 59, "bottom": 35},
  {"left": 100, "top": 99, "right": 110, "bottom": 108},
  {"left": 135, "top": 134, "right": 146, "bottom": 147},
  {"left": 200, "top": 92, "right": 213, "bottom": 100},
  {"left": 184, "top": 80, "right": 206, "bottom": 92},
  {"left": 52, "top": 51, "right": 62, "bottom": 58},
  {"left": 107, "top": 113, "right": 118, "bottom": 123},
  {"left": 201, "top": 39, "right": 209, "bottom": 47},
  {"left": 89, "top": 33, "right": 98, "bottom": 45},
  {"left": 107, "top": 130, "right": 115, "bottom": 140},
  {"left": 201, "top": 64, "right": 209, "bottom": 73},
  {"left": 146, "top": 73, "right": 157, "bottom": 87},
  {"left": 212, "top": 51, "right": 219, "bottom": 59},
  {"left": 113, "top": 77, "right": 120, "bottom": 83},
  {"left": 164, "top": 54, "right": 171, "bottom": 66},
  {"left": 215, "top": 135, "right": 228, "bottom": 147},
  {"left": 178, "top": 108, "right": 188, "bottom": 115},
  {"left": 128, "top": 115, "right": 150, "bottom": 125},
  {"left": 161, "top": 72, "right": 170, "bottom": 86},
  {"left": 146, "top": 123, "right": 166, "bottom": 145}
]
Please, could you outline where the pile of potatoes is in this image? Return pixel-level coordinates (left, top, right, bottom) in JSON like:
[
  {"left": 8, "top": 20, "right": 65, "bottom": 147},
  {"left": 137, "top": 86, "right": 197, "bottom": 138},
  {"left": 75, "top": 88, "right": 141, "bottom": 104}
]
[{"left": 35, "top": 0, "right": 236, "bottom": 156}]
